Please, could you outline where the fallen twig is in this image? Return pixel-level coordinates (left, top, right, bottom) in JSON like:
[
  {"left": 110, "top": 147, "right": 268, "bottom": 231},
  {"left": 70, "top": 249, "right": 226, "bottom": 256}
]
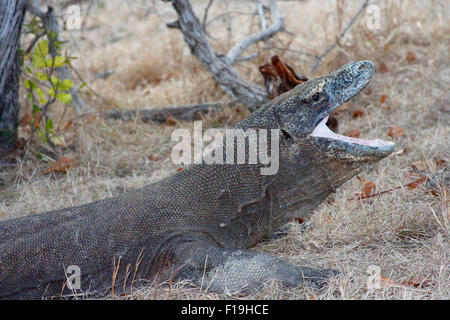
[
  {"left": 101, "top": 101, "right": 238, "bottom": 123},
  {"left": 348, "top": 176, "right": 428, "bottom": 202}
]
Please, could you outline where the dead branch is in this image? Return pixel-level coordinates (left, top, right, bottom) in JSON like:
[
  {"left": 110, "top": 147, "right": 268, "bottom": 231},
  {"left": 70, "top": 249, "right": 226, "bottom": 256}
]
[
  {"left": 167, "top": 0, "right": 285, "bottom": 110},
  {"left": 101, "top": 101, "right": 238, "bottom": 123},
  {"left": 202, "top": 0, "right": 215, "bottom": 31},
  {"left": 26, "top": 3, "right": 90, "bottom": 115},
  {"left": 226, "top": 0, "right": 283, "bottom": 64},
  {"left": 309, "top": 0, "right": 369, "bottom": 75}
]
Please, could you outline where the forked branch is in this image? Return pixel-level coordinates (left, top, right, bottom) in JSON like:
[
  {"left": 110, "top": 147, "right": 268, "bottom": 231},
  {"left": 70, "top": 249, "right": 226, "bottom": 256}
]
[
  {"left": 226, "top": 0, "right": 283, "bottom": 64},
  {"left": 167, "top": 0, "right": 286, "bottom": 110}
]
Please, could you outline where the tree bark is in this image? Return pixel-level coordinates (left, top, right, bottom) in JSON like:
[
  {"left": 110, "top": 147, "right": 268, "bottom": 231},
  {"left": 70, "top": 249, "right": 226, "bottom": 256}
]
[{"left": 0, "top": 0, "right": 28, "bottom": 159}]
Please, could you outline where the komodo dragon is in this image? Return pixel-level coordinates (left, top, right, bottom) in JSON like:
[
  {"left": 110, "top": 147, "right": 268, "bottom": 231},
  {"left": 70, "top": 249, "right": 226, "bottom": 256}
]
[{"left": 0, "top": 61, "right": 394, "bottom": 299}]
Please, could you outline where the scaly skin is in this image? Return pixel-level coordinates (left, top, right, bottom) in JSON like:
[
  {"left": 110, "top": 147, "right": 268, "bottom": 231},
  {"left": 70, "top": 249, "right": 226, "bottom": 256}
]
[{"left": 0, "top": 61, "right": 394, "bottom": 299}]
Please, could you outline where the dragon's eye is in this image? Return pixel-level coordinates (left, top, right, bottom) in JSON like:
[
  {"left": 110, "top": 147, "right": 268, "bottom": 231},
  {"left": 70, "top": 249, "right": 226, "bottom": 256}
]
[{"left": 312, "top": 93, "right": 320, "bottom": 101}]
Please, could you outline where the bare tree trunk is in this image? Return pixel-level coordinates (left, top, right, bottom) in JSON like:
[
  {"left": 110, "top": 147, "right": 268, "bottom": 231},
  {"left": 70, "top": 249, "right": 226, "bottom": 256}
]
[{"left": 0, "top": 0, "right": 28, "bottom": 159}]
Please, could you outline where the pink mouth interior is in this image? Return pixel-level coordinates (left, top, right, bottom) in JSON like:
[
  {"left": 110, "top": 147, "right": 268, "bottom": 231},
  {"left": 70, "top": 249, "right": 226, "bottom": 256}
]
[{"left": 310, "top": 115, "right": 394, "bottom": 148}]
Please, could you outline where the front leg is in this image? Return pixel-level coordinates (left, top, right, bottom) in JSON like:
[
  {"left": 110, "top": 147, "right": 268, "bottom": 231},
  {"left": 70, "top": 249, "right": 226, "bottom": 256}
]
[{"left": 173, "top": 241, "right": 337, "bottom": 293}]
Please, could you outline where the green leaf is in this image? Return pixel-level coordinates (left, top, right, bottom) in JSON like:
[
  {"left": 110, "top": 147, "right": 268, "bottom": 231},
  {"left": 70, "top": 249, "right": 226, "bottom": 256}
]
[
  {"left": 56, "top": 92, "right": 72, "bottom": 104},
  {"left": 58, "top": 79, "right": 74, "bottom": 91},
  {"left": 45, "top": 118, "right": 53, "bottom": 131},
  {"left": 32, "top": 40, "right": 49, "bottom": 68},
  {"left": 32, "top": 56, "right": 46, "bottom": 69},
  {"left": 45, "top": 56, "right": 67, "bottom": 68},
  {"left": 35, "top": 88, "right": 45, "bottom": 104},
  {"left": 47, "top": 87, "right": 55, "bottom": 98},
  {"left": 32, "top": 104, "right": 41, "bottom": 113},
  {"left": 38, "top": 129, "right": 48, "bottom": 144},
  {"left": 24, "top": 79, "right": 36, "bottom": 90},
  {"left": 35, "top": 72, "right": 48, "bottom": 81}
]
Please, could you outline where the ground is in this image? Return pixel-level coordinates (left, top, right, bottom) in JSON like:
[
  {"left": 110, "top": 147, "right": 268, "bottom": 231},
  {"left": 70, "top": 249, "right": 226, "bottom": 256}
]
[{"left": 0, "top": 0, "right": 448, "bottom": 299}]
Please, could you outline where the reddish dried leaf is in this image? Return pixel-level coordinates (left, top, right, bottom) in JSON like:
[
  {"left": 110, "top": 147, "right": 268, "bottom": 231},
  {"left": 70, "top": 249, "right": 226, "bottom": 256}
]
[
  {"left": 400, "top": 277, "right": 434, "bottom": 288},
  {"left": 387, "top": 126, "right": 403, "bottom": 140},
  {"left": 435, "top": 159, "right": 446, "bottom": 168},
  {"left": 165, "top": 116, "right": 176, "bottom": 126},
  {"left": 357, "top": 176, "right": 376, "bottom": 197},
  {"left": 380, "top": 276, "right": 399, "bottom": 287},
  {"left": 346, "top": 129, "right": 360, "bottom": 138},
  {"left": 259, "top": 55, "right": 308, "bottom": 99},
  {"left": 352, "top": 109, "right": 364, "bottom": 118},
  {"left": 406, "top": 51, "right": 417, "bottom": 64},
  {"left": 379, "top": 61, "right": 389, "bottom": 73},
  {"left": 407, "top": 176, "right": 427, "bottom": 189},
  {"left": 19, "top": 113, "right": 32, "bottom": 127},
  {"left": 148, "top": 155, "right": 162, "bottom": 162},
  {"left": 42, "top": 157, "right": 78, "bottom": 175},
  {"left": 380, "top": 95, "right": 387, "bottom": 103},
  {"left": 176, "top": 167, "right": 183, "bottom": 172}
]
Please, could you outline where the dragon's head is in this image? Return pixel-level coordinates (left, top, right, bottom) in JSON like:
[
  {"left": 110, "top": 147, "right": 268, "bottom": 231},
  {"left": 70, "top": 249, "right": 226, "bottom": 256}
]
[
  {"left": 238, "top": 61, "right": 395, "bottom": 226},
  {"left": 264, "top": 60, "right": 394, "bottom": 164}
]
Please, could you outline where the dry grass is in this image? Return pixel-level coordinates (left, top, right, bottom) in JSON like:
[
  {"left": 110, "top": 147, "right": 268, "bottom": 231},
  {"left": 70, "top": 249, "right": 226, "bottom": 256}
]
[{"left": 0, "top": 0, "right": 448, "bottom": 299}]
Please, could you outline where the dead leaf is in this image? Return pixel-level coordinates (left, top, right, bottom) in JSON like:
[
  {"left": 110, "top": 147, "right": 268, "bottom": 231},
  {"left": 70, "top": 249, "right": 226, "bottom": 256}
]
[
  {"left": 147, "top": 155, "right": 162, "bottom": 162},
  {"left": 176, "top": 167, "right": 183, "bottom": 172},
  {"left": 406, "top": 51, "right": 417, "bottom": 64},
  {"left": 259, "top": 55, "right": 308, "bottom": 99},
  {"left": 380, "top": 95, "right": 387, "bottom": 103},
  {"left": 406, "top": 176, "right": 427, "bottom": 189},
  {"left": 352, "top": 109, "right": 364, "bottom": 118},
  {"left": 357, "top": 176, "right": 376, "bottom": 197},
  {"left": 296, "top": 217, "right": 305, "bottom": 224},
  {"left": 387, "top": 126, "right": 403, "bottom": 140},
  {"left": 379, "top": 61, "right": 389, "bottom": 73},
  {"left": 165, "top": 116, "right": 176, "bottom": 126},
  {"left": 346, "top": 129, "right": 360, "bottom": 138},
  {"left": 380, "top": 276, "right": 399, "bottom": 287},
  {"left": 435, "top": 159, "right": 447, "bottom": 168},
  {"left": 41, "top": 157, "right": 78, "bottom": 175},
  {"left": 400, "top": 276, "right": 435, "bottom": 288},
  {"left": 19, "top": 113, "right": 32, "bottom": 127}
]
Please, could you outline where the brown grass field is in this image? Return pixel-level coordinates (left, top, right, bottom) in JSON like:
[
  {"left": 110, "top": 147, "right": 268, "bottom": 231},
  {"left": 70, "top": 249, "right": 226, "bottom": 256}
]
[{"left": 0, "top": 0, "right": 448, "bottom": 299}]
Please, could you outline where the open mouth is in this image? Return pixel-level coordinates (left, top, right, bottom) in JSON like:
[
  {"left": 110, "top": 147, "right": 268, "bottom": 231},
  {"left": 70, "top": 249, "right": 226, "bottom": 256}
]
[{"left": 311, "top": 115, "right": 394, "bottom": 149}]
